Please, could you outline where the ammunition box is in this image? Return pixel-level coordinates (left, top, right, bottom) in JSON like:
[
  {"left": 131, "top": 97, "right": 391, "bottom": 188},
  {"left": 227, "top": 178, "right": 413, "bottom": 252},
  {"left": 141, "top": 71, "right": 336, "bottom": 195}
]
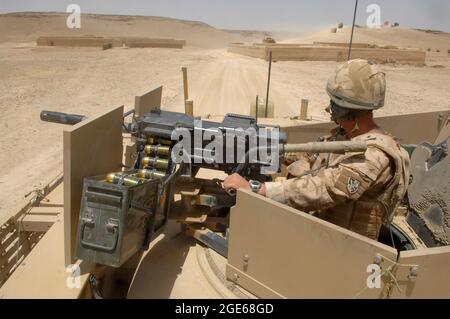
[{"left": 75, "top": 170, "right": 168, "bottom": 267}]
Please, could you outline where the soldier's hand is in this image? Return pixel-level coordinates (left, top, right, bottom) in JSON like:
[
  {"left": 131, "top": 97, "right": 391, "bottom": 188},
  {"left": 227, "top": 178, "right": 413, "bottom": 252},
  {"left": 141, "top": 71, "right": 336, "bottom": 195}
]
[
  {"left": 223, "top": 174, "right": 251, "bottom": 193},
  {"left": 284, "top": 152, "right": 301, "bottom": 165}
]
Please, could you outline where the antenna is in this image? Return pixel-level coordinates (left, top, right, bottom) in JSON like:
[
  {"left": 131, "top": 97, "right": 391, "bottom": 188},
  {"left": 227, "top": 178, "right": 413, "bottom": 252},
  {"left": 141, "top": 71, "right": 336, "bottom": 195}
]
[
  {"left": 348, "top": 0, "right": 359, "bottom": 60},
  {"left": 265, "top": 49, "right": 273, "bottom": 118},
  {"left": 255, "top": 95, "right": 259, "bottom": 124}
]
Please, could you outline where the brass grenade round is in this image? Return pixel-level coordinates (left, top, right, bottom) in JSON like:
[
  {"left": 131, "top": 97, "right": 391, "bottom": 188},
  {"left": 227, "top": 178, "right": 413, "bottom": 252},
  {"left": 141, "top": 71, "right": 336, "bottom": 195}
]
[
  {"left": 122, "top": 175, "right": 141, "bottom": 186},
  {"left": 141, "top": 157, "right": 169, "bottom": 170},
  {"left": 147, "top": 136, "right": 172, "bottom": 146},
  {"left": 106, "top": 172, "right": 123, "bottom": 184},
  {"left": 144, "top": 145, "right": 170, "bottom": 156},
  {"left": 138, "top": 169, "right": 166, "bottom": 180}
]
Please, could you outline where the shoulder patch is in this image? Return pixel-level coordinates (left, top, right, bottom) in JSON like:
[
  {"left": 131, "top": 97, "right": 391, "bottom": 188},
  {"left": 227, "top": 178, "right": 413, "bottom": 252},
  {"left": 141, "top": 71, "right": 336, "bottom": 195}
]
[
  {"left": 335, "top": 167, "right": 372, "bottom": 199},
  {"left": 347, "top": 177, "right": 360, "bottom": 194}
]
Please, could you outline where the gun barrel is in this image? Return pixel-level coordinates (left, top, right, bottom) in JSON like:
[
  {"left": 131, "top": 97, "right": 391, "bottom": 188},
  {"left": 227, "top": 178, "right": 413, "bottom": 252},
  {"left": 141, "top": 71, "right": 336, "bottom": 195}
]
[
  {"left": 40, "top": 111, "right": 86, "bottom": 125},
  {"left": 282, "top": 141, "right": 367, "bottom": 154}
]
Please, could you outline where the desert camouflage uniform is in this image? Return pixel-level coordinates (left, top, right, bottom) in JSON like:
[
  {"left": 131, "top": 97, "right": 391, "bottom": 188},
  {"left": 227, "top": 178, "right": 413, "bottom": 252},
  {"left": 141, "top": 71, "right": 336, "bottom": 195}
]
[
  {"left": 265, "top": 59, "right": 410, "bottom": 240},
  {"left": 266, "top": 132, "right": 410, "bottom": 240}
]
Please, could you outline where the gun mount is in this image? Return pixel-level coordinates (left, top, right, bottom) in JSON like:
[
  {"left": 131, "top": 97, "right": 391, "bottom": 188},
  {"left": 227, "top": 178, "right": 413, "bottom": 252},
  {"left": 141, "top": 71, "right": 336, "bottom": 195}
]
[{"left": 40, "top": 108, "right": 367, "bottom": 267}]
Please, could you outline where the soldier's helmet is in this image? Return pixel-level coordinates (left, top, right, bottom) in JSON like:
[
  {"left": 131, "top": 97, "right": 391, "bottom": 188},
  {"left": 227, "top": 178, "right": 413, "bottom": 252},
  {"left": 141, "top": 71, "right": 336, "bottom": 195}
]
[{"left": 327, "top": 59, "right": 386, "bottom": 111}]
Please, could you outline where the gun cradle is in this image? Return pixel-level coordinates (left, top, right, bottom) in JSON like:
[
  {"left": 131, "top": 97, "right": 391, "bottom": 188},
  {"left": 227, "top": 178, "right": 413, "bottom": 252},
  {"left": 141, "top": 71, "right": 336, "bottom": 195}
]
[
  {"left": 169, "top": 177, "right": 234, "bottom": 229},
  {"left": 73, "top": 109, "right": 366, "bottom": 267}
]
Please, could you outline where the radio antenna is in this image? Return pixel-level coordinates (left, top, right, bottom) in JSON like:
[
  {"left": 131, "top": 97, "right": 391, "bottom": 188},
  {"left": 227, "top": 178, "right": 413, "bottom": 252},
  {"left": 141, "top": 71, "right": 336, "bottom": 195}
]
[
  {"left": 348, "top": 0, "right": 359, "bottom": 60},
  {"left": 265, "top": 49, "right": 273, "bottom": 118}
]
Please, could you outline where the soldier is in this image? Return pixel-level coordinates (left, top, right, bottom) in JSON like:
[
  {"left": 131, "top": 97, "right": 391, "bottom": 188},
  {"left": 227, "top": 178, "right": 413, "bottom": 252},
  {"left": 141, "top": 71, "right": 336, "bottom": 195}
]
[{"left": 224, "top": 59, "right": 410, "bottom": 240}]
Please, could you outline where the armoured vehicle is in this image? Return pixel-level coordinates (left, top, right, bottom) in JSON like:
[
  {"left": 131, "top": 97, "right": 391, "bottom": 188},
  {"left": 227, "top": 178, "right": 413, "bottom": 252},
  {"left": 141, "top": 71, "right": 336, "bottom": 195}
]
[{"left": 0, "top": 84, "right": 449, "bottom": 298}]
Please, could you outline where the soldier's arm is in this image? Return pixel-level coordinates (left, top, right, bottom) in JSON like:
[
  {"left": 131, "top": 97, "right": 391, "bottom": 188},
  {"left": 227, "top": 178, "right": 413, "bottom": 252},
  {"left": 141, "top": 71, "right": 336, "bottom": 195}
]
[
  {"left": 285, "top": 131, "right": 346, "bottom": 177},
  {"left": 285, "top": 152, "right": 314, "bottom": 176},
  {"left": 263, "top": 147, "right": 392, "bottom": 212}
]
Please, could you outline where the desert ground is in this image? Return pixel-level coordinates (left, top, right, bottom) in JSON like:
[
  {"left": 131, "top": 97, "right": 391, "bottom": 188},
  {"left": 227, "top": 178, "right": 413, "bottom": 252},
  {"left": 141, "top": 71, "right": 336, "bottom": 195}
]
[{"left": 0, "top": 12, "right": 450, "bottom": 221}]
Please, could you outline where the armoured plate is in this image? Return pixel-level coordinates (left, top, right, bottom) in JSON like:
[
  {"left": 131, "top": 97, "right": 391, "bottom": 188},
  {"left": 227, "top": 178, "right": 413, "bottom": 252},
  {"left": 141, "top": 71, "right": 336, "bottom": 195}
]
[{"left": 407, "top": 137, "right": 450, "bottom": 246}]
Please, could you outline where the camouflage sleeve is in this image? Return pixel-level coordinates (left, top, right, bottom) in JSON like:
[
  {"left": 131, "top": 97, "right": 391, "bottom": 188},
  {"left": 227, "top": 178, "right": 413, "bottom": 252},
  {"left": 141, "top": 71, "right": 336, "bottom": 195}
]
[
  {"left": 285, "top": 153, "right": 314, "bottom": 176},
  {"left": 265, "top": 147, "right": 392, "bottom": 212}
]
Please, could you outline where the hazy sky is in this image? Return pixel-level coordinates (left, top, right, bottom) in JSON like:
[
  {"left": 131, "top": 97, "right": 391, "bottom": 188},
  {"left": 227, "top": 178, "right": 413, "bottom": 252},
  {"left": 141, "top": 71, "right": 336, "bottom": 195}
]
[{"left": 1, "top": 0, "right": 449, "bottom": 32}]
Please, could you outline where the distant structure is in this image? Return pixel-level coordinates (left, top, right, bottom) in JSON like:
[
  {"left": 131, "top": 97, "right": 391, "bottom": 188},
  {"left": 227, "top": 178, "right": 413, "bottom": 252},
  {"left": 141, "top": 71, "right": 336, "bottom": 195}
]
[
  {"left": 228, "top": 42, "right": 426, "bottom": 65},
  {"left": 262, "top": 37, "right": 276, "bottom": 44},
  {"left": 36, "top": 36, "right": 186, "bottom": 49}
]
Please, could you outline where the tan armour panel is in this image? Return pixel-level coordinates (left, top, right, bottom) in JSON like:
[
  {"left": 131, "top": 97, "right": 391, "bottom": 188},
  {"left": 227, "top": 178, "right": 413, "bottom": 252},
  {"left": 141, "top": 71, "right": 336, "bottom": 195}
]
[
  {"left": 226, "top": 190, "right": 398, "bottom": 299},
  {"left": 284, "top": 110, "right": 450, "bottom": 145},
  {"left": 390, "top": 247, "right": 450, "bottom": 299},
  {"left": 63, "top": 106, "right": 123, "bottom": 265},
  {"left": 135, "top": 86, "right": 163, "bottom": 118}
]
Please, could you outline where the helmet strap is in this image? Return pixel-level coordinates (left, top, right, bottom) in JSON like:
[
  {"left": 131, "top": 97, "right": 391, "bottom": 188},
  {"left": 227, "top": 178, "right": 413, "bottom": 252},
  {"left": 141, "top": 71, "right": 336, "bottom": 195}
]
[
  {"left": 339, "top": 113, "right": 360, "bottom": 138},
  {"left": 350, "top": 117, "right": 360, "bottom": 135},
  {"left": 328, "top": 101, "right": 364, "bottom": 137}
]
